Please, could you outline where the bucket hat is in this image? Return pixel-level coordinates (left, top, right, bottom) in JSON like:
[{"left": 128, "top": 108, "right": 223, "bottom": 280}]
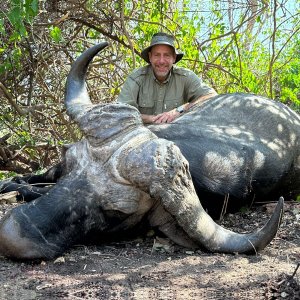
[{"left": 141, "top": 32, "right": 184, "bottom": 63}]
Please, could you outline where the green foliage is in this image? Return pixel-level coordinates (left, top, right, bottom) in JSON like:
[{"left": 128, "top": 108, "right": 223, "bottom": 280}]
[
  {"left": 0, "top": 0, "right": 39, "bottom": 76},
  {"left": 50, "top": 26, "right": 62, "bottom": 43},
  {"left": 239, "top": 206, "right": 250, "bottom": 213},
  {"left": 6, "top": 0, "right": 38, "bottom": 37},
  {"left": 0, "top": 171, "right": 17, "bottom": 180},
  {"left": 275, "top": 60, "right": 300, "bottom": 109},
  {"left": 16, "top": 130, "right": 35, "bottom": 146}
]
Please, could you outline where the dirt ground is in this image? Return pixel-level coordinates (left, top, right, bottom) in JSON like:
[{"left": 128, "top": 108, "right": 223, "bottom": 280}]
[{"left": 0, "top": 199, "right": 299, "bottom": 300}]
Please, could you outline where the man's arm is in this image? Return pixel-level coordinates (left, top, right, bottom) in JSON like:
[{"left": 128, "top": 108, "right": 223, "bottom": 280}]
[
  {"left": 152, "top": 91, "right": 218, "bottom": 124},
  {"left": 117, "top": 75, "right": 140, "bottom": 109},
  {"left": 185, "top": 91, "right": 218, "bottom": 110}
]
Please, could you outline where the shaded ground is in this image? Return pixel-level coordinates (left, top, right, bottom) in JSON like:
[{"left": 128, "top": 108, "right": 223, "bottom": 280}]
[{"left": 0, "top": 199, "right": 299, "bottom": 300}]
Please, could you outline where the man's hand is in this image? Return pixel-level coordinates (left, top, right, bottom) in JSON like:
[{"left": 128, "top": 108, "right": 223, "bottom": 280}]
[
  {"left": 153, "top": 109, "right": 181, "bottom": 124},
  {"left": 141, "top": 114, "right": 157, "bottom": 124},
  {"left": 141, "top": 109, "right": 181, "bottom": 124}
]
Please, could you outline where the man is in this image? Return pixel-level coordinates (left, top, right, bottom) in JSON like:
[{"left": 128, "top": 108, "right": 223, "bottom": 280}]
[{"left": 117, "top": 32, "right": 218, "bottom": 124}]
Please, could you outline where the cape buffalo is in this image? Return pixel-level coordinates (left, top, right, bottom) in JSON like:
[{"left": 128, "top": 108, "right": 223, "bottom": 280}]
[{"left": 1, "top": 42, "right": 299, "bottom": 260}]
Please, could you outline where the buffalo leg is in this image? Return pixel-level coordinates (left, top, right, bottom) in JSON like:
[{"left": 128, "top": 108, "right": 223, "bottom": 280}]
[
  {"left": 13, "top": 161, "right": 65, "bottom": 185},
  {"left": 0, "top": 180, "right": 52, "bottom": 202},
  {"left": 0, "top": 162, "right": 65, "bottom": 202}
]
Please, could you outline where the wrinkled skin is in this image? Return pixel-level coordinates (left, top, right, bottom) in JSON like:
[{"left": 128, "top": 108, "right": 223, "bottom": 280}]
[{"left": 0, "top": 42, "right": 294, "bottom": 260}]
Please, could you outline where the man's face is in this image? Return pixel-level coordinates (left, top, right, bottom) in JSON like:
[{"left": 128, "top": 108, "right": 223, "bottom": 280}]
[{"left": 148, "top": 45, "right": 176, "bottom": 82}]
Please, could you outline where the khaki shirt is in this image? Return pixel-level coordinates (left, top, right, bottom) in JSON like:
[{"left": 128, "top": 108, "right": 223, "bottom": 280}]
[{"left": 117, "top": 65, "right": 215, "bottom": 115}]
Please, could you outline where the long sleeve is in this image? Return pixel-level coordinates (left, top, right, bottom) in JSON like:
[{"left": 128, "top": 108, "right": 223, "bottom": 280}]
[{"left": 117, "top": 75, "right": 140, "bottom": 108}]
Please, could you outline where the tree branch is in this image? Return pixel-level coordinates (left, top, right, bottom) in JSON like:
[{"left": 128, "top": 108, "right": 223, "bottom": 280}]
[{"left": 0, "top": 82, "right": 26, "bottom": 115}]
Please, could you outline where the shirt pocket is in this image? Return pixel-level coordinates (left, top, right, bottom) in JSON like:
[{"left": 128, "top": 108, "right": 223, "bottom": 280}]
[
  {"left": 164, "top": 98, "right": 184, "bottom": 111},
  {"left": 138, "top": 95, "right": 155, "bottom": 115}
]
